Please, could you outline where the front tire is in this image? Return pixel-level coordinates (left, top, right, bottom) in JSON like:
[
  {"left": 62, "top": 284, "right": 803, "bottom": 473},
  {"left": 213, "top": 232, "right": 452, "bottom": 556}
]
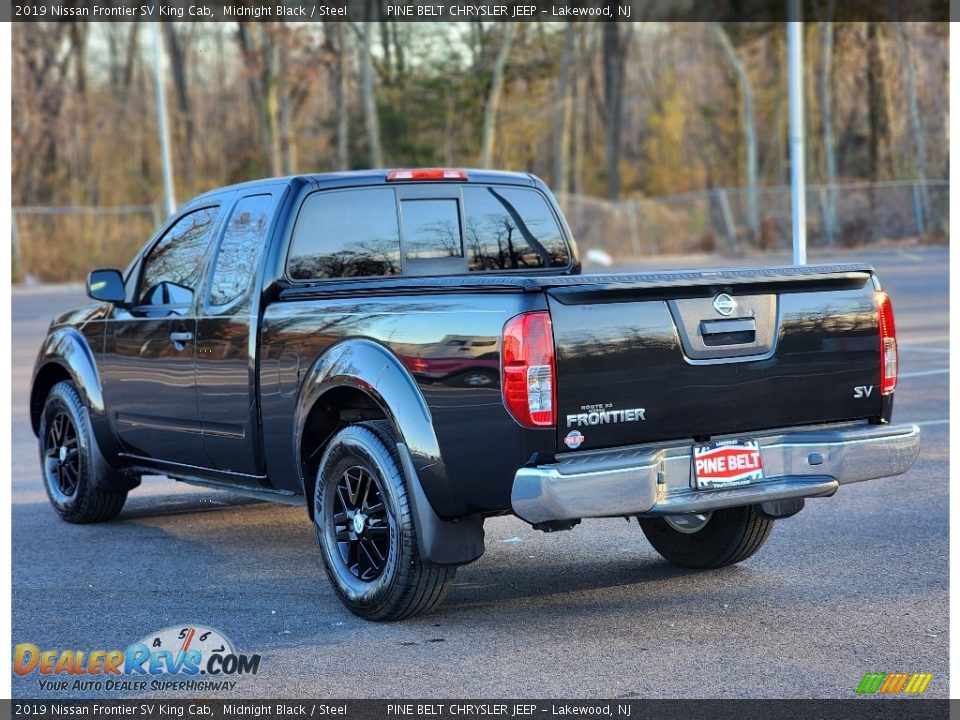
[
  {"left": 39, "top": 380, "right": 127, "bottom": 523},
  {"left": 639, "top": 506, "right": 773, "bottom": 569},
  {"left": 314, "top": 421, "right": 455, "bottom": 621}
]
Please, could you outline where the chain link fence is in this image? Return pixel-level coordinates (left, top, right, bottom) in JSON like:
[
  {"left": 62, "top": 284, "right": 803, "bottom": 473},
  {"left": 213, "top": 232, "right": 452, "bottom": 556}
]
[
  {"left": 12, "top": 180, "right": 948, "bottom": 283},
  {"left": 561, "top": 179, "right": 948, "bottom": 258}
]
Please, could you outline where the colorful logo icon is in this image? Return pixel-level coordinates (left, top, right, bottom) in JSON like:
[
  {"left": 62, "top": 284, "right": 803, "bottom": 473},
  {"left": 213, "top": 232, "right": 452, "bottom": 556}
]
[{"left": 856, "top": 672, "right": 933, "bottom": 695}]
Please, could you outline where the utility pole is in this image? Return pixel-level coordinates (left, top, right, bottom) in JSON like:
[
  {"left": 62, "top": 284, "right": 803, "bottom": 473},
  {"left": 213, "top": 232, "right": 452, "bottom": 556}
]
[
  {"left": 788, "top": 0, "right": 806, "bottom": 264},
  {"left": 152, "top": 21, "right": 177, "bottom": 218}
]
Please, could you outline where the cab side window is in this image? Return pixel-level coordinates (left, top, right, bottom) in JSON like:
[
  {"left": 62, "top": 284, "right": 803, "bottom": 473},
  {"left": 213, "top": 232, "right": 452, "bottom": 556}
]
[
  {"left": 287, "top": 188, "right": 401, "bottom": 280},
  {"left": 139, "top": 207, "right": 220, "bottom": 308},
  {"left": 209, "top": 195, "right": 273, "bottom": 307},
  {"left": 462, "top": 187, "right": 569, "bottom": 271}
]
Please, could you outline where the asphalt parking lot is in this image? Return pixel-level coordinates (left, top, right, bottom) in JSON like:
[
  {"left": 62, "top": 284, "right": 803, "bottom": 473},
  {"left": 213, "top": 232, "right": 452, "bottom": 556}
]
[{"left": 10, "top": 246, "right": 948, "bottom": 699}]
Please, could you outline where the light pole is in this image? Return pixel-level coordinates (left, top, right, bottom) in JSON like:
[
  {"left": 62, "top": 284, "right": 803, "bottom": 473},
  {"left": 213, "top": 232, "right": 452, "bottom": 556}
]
[
  {"left": 152, "top": 21, "right": 177, "bottom": 218},
  {"left": 787, "top": 0, "right": 806, "bottom": 264}
]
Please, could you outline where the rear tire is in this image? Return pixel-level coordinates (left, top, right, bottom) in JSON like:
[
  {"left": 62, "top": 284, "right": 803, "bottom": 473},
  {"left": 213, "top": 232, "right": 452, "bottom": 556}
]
[
  {"left": 639, "top": 506, "right": 773, "bottom": 569},
  {"left": 39, "top": 380, "right": 127, "bottom": 523},
  {"left": 314, "top": 420, "right": 456, "bottom": 621}
]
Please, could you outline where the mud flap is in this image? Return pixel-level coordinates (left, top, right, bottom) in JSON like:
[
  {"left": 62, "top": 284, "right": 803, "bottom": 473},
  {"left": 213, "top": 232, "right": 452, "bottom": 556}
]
[
  {"left": 84, "top": 407, "right": 140, "bottom": 493},
  {"left": 397, "top": 442, "right": 484, "bottom": 566}
]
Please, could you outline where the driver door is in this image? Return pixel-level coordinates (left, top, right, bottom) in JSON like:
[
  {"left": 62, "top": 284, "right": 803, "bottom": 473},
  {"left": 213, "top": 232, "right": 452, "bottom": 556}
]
[{"left": 101, "top": 205, "right": 222, "bottom": 469}]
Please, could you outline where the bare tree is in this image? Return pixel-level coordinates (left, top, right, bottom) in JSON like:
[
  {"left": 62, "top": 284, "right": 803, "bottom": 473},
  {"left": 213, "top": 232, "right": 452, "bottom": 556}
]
[
  {"left": 601, "top": 17, "right": 632, "bottom": 200},
  {"left": 480, "top": 23, "right": 518, "bottom": 169},
  {"left": 866, "top": 23, "right": 891, "bottom": 182},
  {"left": 236, "top": 21, "right": 282, "bottom": 176},
  {"left": 553, "top": 22, "right": 575, "bottom": 203},
  {"left": 325, "top": 22, "right": 351, "bottom": 170},
  {"left": 893, "top": 20, "right": 929, "bottom": 227},
  {"left": 714, "top": 23, "right": 758, "bottom": 242}
]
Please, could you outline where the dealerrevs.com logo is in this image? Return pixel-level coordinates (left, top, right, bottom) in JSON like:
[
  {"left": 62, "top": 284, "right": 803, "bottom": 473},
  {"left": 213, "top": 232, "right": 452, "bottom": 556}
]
[{"left": 13, "top": 625, "right": 262, "bottom": 693}]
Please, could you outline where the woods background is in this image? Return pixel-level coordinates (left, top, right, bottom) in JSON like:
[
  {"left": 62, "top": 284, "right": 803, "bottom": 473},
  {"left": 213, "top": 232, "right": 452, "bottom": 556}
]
[{"left": 12, "top": 19, "right": 949, "bottom": 282}]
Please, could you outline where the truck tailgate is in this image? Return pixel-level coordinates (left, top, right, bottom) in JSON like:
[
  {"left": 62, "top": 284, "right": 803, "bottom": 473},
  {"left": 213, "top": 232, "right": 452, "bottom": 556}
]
[{"left": 547, "top": 265, "right": 883, "bottom": 453}]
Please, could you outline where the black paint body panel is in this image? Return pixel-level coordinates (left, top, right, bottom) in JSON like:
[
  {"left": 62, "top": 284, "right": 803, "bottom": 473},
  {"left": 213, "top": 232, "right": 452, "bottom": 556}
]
[
  {"left": 549, "top": 284, "right": 884, "bottom": 453},
  {"left": 259, "top": 292, "right": 554, "bottom": 518}
]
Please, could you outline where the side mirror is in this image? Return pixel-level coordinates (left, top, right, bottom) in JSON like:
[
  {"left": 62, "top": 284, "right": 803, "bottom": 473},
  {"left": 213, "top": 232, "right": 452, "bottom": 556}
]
[{"left": 87, "top": 269, "right": 126, "bottom": 304}]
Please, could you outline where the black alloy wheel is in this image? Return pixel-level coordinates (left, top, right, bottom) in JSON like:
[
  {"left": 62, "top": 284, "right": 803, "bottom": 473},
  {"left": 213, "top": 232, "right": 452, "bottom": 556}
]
[
  {"left": 314, "top": 421, "right": 457, "bottom": 620},
  {"left": 39, "top": 380, "right": 129, "bottom": 523},
  {"left": 43, "top": 412, "right": 80, "bottom": 498},
  {"left": 332, "top": 465, "right": 392, "bottom": 581}
]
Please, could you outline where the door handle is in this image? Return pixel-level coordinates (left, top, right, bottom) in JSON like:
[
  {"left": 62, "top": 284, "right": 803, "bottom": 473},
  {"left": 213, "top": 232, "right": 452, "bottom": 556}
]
[{"left": 170, "top": 331, "right": 194, "bottom": 343}]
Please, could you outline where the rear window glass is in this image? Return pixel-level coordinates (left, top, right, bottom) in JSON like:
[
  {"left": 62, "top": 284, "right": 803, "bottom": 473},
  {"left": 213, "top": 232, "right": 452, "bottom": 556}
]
[
  {"left": 462, "top": 187, "right": 569, "bottom": 271},
  {"left": 288, "top": 188, "right": 401, "bottom": 280},
  {"left": 401, "top": 199, "right": 463, "bottom": 260}
]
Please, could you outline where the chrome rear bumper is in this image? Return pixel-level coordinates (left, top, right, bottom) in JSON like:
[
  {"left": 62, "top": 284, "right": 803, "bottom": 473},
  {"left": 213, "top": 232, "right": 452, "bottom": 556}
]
[{"left": 511, "top": 423, "right": 920, "bottom": 524}]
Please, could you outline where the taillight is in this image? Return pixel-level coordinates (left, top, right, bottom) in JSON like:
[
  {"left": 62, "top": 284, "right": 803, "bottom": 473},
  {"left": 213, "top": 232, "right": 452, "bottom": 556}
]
[
  {"left": 502, "top": 312, "right": 556, "bottom": 428},
  {"left": 875, "top": 291, "right": 897, "bottom": 395},
  {"left": 386, "top": 169, "right": 468, "bottom": 181}
]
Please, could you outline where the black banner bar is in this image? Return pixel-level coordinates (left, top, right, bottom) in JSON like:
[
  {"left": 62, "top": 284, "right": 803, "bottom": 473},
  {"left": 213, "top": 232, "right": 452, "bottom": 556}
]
[
  {"left": 5, "top": 0, "right": 951, "bottom": 23},
  {"left": 2, "top": 700, "right": 952, "bottom": 720}
]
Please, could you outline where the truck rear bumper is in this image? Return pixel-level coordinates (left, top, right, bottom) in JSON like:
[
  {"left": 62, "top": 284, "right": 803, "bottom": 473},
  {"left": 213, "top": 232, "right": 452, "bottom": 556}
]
[{"left": 511, "top": 423, "right": 920, "bottom": 524}]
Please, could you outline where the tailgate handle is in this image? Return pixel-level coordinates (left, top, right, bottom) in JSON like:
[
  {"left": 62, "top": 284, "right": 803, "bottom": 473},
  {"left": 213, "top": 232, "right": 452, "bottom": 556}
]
[
  {"left": 699, "top": 318, "right": 757, "bottom": 347},
  {"left": 701, "top": 318, "right": 756, "bottom": 335}
]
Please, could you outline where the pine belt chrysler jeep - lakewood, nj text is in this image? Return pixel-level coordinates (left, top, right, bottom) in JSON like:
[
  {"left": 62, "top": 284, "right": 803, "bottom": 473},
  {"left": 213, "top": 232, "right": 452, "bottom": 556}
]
[{"left": 31, "top": 169, "right": 920, "bottom": 620}]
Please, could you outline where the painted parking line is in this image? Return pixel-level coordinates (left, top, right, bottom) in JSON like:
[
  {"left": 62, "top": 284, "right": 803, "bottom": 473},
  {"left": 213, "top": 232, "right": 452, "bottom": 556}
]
[{"left": 899, "top": 369, "right": 950, "bottom": 379}]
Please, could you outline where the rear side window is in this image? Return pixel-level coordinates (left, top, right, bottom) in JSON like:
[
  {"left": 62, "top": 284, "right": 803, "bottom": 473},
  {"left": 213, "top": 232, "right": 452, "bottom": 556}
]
[
  {"left": 288, "top": 188, "right": 400, "bottom": 280},
  {"left": 209, "top": 194, "right": 273, "bottom": 306},
  {"left": 400, "top": 199, "right": 463, "bottom": 260},
  {"left": 462, "top": 187, "right": 569, "bottom": 271}
]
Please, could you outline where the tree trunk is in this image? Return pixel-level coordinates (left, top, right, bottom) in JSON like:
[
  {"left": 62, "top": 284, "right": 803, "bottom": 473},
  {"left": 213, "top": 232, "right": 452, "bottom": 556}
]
[
  {"left": 123, "top": 24, "right": 140, "bottom": 94},
  {"left": 236, "top": 21, "right": 281, "bottom": 176},
  {"left": 714, "top": 23, "right": 758, "bottom": 242},
  {"left": 553, "top": 22, "right": 574, "bottom": 203},
  {"left": 360, "top": 20, "right": 383, "bottom": 167},
  {"left": 867, "top": 23, "right": 891, "bottom": 183},
  {"left": 480, "top": 23, "right": 518, "bottom": 169},
  {"left": 265, "top": 33, "right": 282, "bottom": 176},
  {"left": 894, "top": 20, "right": 928, "bottom": 226},
  {"left": 602, "top": 18, "right": 627, "bottom": 201},
  {"left": 572, "top": 26, "right": 586, "bottom": 198},
  {"left": 277, "top": 26, "right": 295, "bottom": 175}
]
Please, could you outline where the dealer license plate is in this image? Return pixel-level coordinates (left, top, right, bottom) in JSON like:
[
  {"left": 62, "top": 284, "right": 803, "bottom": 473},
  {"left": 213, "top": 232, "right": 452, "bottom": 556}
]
[{"left": 693, "top": 439, "right": 764, "bottom": 490}]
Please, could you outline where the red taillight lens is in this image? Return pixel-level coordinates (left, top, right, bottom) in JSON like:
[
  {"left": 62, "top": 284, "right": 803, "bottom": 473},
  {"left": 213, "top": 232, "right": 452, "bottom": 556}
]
[
  {"left": 386, "top": 169, "right": 468, "bottom": 181},
  {"left": 876, "top": 291, "right": 897, "bottom": 395},
  {"left": 502, "top": 312, "right": 556, "bottom": 428}
]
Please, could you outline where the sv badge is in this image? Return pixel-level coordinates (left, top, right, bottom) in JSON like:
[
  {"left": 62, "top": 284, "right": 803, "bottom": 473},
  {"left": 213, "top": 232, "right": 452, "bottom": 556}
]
[{"left": 853, "top": 385, "right": 874, "bottom": 399}]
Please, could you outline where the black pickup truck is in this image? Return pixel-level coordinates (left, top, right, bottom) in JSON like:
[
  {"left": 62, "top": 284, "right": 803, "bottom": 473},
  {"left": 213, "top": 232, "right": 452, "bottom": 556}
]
[{"left": 32, "top": 169, "right": 919, "bottom": 620}]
